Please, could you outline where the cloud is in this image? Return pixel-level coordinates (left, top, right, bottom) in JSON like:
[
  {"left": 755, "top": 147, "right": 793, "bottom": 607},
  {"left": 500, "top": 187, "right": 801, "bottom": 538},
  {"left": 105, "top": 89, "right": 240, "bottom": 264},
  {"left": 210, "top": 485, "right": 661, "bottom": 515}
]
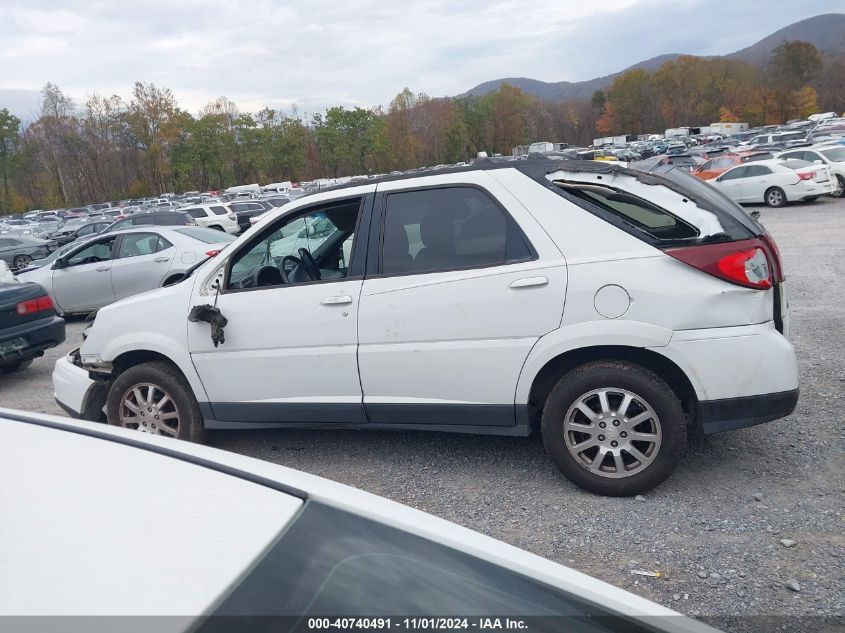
[{"left": 0, "top": 0, "right": 842, "bottom": 116}]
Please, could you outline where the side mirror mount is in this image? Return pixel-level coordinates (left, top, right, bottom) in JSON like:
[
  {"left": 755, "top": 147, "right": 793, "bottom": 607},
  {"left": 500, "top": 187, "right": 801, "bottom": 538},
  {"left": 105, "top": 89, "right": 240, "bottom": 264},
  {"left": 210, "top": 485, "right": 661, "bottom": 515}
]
[
  {"left": 813, "top": 159, "right": 823, "bottom": 165},
  {"left": 52, "top": 258, "right": 66, "bottom": 270},
  {"left": 715, "top": 176, "right": 723, "bottom": 182}
]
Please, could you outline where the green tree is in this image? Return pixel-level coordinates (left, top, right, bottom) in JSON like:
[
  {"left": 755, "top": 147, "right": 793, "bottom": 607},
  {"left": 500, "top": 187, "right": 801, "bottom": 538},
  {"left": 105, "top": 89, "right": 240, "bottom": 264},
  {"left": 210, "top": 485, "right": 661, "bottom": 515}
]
[{"left": 0, "top": 109, "right": 21, "bottom": 214}]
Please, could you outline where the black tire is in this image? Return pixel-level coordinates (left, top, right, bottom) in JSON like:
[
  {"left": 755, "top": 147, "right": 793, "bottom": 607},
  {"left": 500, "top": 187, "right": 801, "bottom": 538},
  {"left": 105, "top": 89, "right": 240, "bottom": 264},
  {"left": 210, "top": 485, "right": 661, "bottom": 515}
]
[
  {"left": 833, "top": 175, "right": 845, "bottom": 198},
  {"left": 0, "top": 358, "right": 33, "bottom": 374},
  {"left": 13, "top": 254, "right": 32, "bottom": 270},
  {"left": 540, "top": 360, "right": 686, "bottom": 496},
  {"left": 209, "top": 225, "right": 224, "bottom": 231},
  {"left": 764, "top": 187, "right": 787, "bottom": 208},
  {"left": 106, "top": 361, "right": 205, "bottom": 443}
]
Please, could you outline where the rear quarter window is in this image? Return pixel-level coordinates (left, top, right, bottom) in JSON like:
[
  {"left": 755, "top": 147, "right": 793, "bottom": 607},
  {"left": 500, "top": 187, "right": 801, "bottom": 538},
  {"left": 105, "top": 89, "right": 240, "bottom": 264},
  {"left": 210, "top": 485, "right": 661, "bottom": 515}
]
[{"left": 556, "top": 183, "right": 698, "bottom": 241}]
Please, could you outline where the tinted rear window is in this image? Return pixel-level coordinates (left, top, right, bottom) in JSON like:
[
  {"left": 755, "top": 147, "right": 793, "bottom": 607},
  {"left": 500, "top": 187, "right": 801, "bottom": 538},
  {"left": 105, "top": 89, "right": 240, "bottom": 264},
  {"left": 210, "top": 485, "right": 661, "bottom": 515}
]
[
  {"left": 174, "top": 227, "right": 235, "bottom": 244},
  {"left": 204, "top": 502, "right": 661, "bottom": 630},
  {"left": 556, "top": 183, "right": 699, "bottom": 241}
]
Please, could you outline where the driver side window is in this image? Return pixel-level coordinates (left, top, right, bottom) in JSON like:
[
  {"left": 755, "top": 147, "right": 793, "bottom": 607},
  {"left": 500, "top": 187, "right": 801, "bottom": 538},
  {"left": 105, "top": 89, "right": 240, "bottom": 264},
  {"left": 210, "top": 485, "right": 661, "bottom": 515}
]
[
  {"left": 227, "top": 198, "right": 362, "bottom": 290},
  {"left": 66, "top": 237, "right": 117, "bottom": 266}
]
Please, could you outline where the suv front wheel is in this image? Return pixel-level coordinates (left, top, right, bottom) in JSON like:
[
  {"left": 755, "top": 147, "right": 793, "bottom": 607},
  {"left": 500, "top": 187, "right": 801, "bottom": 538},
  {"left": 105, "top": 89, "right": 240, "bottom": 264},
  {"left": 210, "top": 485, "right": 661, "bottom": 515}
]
[
  {"left": 541, "top": 361, "right": 686, "bottom": 496},
  {"left": 106, "top": 361, "right": 205, "bottom": 443}
]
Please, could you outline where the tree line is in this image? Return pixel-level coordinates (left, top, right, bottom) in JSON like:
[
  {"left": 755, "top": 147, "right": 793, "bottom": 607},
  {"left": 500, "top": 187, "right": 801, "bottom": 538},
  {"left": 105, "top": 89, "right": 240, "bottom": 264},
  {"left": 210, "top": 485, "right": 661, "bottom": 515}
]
[{"left": 0, "top": 40, "right": 842, "bottom": 213}]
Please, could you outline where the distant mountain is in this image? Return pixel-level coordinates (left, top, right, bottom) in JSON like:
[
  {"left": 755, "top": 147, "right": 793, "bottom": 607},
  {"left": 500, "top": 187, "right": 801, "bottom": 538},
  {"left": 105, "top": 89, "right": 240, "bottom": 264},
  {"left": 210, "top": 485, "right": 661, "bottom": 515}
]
[
  {"left": 728, "top": 13, "right": 845, "bottom": 65},
  {"left": 462, "top": 13, "right": 845, "bottom": 102}
]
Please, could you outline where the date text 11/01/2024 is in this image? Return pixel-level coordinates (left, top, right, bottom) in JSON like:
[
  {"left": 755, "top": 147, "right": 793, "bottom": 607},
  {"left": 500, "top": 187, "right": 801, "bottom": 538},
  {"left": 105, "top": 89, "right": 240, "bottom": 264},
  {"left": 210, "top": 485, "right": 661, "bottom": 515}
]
[{"left": 307, "top": 618, "right": 529, "bottom": 630}]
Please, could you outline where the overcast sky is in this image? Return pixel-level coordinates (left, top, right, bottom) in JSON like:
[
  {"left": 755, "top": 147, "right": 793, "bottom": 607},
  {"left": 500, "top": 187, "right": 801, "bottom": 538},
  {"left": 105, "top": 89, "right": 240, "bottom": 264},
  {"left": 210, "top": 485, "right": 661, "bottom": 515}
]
[{"left": 0, "top": 0, "right": 842, "bottom": 116}]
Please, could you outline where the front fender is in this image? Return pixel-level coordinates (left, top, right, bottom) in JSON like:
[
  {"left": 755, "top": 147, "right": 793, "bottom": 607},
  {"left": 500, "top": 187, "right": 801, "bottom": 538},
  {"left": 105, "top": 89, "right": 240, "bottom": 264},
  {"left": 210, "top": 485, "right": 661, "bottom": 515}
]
[
  {"left": 514, "top": 320, "right": 674, "bottom": 405},
  {"left": 91, "top": 332, "right": 209, "bottom": 404}
]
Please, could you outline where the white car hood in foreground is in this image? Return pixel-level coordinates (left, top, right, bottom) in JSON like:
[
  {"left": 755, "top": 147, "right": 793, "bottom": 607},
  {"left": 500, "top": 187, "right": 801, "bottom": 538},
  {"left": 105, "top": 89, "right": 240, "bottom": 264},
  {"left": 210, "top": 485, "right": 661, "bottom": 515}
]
[
  {"left": 0, "top": 409, "right": 716, "bottom": 633},
  {"left": 0, "top": 417, "right": 302, "bottom": 619}
]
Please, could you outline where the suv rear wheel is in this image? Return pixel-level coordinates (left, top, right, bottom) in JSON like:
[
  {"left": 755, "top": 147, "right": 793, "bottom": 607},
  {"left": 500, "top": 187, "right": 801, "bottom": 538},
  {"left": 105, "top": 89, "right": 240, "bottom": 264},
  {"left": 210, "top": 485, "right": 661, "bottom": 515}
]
[
  {"left": 541, "top": 361, "right": 686, "bottom": 496},
  {"left": 106, "top": 361, "right": 205, "bottom": 442}
]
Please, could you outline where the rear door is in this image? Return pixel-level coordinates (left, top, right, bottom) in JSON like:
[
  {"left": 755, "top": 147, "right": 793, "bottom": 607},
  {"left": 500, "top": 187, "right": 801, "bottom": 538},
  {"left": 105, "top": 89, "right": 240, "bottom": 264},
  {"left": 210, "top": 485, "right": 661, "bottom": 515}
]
[
  {"left": 357, "top": 172, "right": 566, "bottom": 427},
  {"left": 110, "top": 232, "right": 175, "bottom": 300}
]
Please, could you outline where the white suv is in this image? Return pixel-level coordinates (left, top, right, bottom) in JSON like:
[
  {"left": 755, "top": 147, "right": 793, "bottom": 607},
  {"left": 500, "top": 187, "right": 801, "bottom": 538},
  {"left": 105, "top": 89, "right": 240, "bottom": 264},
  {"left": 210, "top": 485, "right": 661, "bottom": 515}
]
[
  {"left": 180, "top": 204, "right": 240, "bottom": 234},
  {"left": 53, "top": 159, "right": 798, "bottom": 495}
]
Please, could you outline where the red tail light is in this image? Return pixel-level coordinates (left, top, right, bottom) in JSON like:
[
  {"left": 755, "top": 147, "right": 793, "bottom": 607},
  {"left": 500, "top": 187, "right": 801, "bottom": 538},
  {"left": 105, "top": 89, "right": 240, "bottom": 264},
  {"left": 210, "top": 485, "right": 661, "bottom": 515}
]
[
  {"left": 665, "top": 238, "right": 773, "bottom": 289},
  {"left": 17, "top": 295, "right": 54, "bottom": 315},
  {"left": 797, "top": 171, "right": 814, "bottom": 180},
  {"left": 759, "top": 230, "right": 785, "bottom": 282},
  {"left": 206, "top": 250, "right": 221, "bottom": 257}
]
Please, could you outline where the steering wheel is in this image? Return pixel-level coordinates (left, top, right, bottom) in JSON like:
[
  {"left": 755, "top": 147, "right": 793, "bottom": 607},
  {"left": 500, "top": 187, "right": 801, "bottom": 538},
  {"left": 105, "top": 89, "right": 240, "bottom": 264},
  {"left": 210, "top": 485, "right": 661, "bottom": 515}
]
[
  {"left": 253, "top": 265, "right": 283, "bottom": 287},
  {"left": 297, "top": 248, "right": 321, "bottom": 281},
  {"left": 279, "top": 255, "right": 303, "bottom": 284}
]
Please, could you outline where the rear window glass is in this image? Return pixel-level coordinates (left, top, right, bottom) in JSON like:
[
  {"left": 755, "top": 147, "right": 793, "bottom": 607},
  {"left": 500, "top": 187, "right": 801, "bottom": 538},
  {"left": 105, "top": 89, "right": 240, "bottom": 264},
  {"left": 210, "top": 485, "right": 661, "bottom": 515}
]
[
  {"left": 210, "top": 206, "right": 228, "bottom": 215},
  {"left": 554, "top": 183, "right": 699, "bottom": 241},
  {"left": 780, "top": 159, "right": 812, "bottom": 169},
  {"left": 821, "top": 147, "right": 845, "bottom": 162},
  {"left": 174, "top": 227, "right": 236, "bottom": 244},
  {"left": 183, "top": 208, "right": 207, "bottom": 219},
  {"left": 206, "top": 502, "right": 653, "bottom": 627}
]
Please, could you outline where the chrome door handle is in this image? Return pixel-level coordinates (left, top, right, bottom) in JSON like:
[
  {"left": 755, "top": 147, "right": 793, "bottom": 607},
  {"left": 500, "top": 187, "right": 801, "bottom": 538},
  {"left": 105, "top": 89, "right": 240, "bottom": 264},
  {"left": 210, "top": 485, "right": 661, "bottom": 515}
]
[
  {"left": 321, "top": 295, "right": 353, "bottom": 305},
  {"left": 95, "top": 266, "right": 110, "bottom": 272},
  {"left": 154, "top": 257, "right": 170, "bottom": 263},
  {"left": 510, "top": 276, "right": 548, "bottom": 289}
]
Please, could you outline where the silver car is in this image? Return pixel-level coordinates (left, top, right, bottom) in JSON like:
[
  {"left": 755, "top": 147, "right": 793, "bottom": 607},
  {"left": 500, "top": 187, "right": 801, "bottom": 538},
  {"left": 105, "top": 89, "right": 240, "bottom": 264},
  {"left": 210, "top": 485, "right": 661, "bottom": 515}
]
[
  {"left": 0, "top": 236, "right": 52, "bottom": 270},
  {"left": 17, "top": 226, "right": 234, "bottom": 315}
]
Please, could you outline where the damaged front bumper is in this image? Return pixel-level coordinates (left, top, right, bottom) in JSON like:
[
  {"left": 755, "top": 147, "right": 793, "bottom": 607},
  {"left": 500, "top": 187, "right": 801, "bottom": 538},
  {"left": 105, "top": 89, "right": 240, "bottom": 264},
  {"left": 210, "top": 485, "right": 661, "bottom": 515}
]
[{"left": 52, "top": 350, "right": 108, "bottom": 421}]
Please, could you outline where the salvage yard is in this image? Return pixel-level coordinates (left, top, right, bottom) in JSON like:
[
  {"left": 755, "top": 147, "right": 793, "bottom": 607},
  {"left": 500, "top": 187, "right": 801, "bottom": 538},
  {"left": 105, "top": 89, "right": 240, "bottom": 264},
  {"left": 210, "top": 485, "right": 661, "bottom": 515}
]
[{"left": 4, "top": 198, "right": 843, "bottom": 630}]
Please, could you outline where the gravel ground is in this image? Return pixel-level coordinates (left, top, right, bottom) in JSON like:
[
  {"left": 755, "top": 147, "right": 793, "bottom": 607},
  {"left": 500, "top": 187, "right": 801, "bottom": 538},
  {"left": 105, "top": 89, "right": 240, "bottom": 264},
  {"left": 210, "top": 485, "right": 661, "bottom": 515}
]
[{"left": 2, "top": 197, "right": 843, "bottom": 632}]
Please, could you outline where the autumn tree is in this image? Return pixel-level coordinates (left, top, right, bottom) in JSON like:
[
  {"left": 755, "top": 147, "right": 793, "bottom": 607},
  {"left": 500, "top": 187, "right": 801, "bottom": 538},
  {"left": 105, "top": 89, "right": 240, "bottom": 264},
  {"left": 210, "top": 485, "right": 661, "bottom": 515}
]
[
  {"left": 606, "top": 69, "right": 656, "bottom": 134},
  {"left": 767, "top": 41, "right": 823, "bottom": 120}
]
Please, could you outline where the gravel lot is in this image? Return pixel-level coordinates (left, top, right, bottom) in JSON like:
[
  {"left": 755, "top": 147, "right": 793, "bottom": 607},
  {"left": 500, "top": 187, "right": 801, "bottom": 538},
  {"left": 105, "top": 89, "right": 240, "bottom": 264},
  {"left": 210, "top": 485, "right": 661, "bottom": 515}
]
[{"left": 3, "top": 197, "right": 843, "bottom": 632}]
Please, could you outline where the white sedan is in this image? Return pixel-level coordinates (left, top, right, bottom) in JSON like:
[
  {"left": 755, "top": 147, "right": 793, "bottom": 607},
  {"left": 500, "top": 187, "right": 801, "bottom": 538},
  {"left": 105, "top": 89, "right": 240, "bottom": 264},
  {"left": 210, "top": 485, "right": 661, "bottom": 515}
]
[
  {"left": 776, "top": 143, "right": 845, "bottom": 198},
  {"left": 0, "top": 408, "right": 716, "bottom": 632},
  {"left": 707, "top": 159, "right": 830, "bottom": 207},
  {"left": 17, "top": 226, "right": 233, "bottom": 315}
]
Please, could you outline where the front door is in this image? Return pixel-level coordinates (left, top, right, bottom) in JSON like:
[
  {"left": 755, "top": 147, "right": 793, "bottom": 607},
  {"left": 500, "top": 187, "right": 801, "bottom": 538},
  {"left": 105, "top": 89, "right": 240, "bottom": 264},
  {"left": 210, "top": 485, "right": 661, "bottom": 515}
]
[
  {"left": 715, "top": 166, "right": 746, "bottom": 201},
  {"left": 188, "top": 191, "right": 372, "bottom": 424},
  {"left": 52, "top": 235, "right": 118, "bottom": 312},
  {"left": 357, "top": 174, "right": 567, "bottom": 427}
]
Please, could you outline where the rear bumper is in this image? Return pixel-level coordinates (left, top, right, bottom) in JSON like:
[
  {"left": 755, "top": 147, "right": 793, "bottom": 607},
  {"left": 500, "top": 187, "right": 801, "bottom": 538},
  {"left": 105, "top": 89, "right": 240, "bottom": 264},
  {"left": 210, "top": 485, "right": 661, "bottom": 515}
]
[
  {"left": 0, "top": 315, "right": 65, "bottom": 361},
  {"left": 699, "top": 388, "right": 799, "bottom": 433}
]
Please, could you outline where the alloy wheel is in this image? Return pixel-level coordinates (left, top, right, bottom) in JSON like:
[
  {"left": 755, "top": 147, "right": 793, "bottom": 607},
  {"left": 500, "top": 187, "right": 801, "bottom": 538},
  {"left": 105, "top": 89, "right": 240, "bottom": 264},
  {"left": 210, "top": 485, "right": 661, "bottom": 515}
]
[
  {"left": 118, "top": 382, "right": 181, "bottom": 436},
  {"left": 767, "top": 190, "right": 783, "bottom": 206},
  {"left": 562, "top": 387, "right": 662, "bottom": 479},
  {"left": 14, "top": 255, "right": 32, "bottom": 269}
]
